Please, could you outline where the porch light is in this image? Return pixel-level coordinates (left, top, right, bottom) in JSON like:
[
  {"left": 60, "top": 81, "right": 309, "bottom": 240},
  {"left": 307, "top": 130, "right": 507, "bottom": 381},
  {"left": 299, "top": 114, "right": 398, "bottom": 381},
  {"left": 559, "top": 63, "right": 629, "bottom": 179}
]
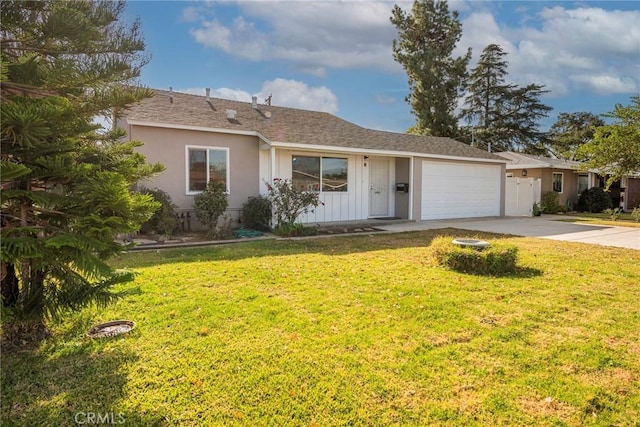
[{"left": 521, "top": 170, "right": 528, "bottom": 177}]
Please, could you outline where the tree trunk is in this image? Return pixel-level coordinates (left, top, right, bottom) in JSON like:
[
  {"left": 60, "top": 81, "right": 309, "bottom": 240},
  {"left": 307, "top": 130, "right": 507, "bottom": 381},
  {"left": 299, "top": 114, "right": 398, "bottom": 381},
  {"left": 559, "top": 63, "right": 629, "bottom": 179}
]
[{"left": 1, "top": 262, "right": 20, "bottom": 307}]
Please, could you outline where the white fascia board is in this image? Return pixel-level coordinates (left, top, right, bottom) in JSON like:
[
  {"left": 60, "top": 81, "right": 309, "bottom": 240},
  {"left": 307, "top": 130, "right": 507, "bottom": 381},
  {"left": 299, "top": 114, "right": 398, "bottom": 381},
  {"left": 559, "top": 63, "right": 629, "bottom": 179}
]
[
  {"left": 125, "top": 119, "right": 272, "bottom": 145},
  {"left": 269, "top": 141, "right": 506, "bottom": 164},
  {"left": 504, "top": 163, "right": 551, "bottom": 170}
]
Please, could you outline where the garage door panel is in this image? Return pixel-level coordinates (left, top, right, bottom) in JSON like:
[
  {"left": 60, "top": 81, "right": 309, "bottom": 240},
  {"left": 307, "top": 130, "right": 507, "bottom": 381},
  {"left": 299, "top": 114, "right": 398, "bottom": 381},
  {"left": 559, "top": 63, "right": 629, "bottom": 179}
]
[{"left": 421, "top": 161, "right": 501, "bottom": 220}]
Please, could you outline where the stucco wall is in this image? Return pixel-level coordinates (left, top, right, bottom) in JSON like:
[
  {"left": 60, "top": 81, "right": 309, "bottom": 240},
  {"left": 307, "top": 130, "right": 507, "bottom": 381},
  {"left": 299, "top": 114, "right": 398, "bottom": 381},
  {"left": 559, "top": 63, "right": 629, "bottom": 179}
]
[
  {"left": 509, "top": 167, "right": 581, "bottom": 208},
  {"left": 129, "top": 124, "right": 260, "bottom": 222},
  {"left": 626, "top": 178, "right": 640, "bottom": 210}
]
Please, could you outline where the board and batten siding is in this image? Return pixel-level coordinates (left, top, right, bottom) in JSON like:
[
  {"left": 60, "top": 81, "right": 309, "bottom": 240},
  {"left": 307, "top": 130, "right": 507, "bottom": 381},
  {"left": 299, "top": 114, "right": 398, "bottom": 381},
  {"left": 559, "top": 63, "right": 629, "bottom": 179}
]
[{"left": 273, "top": 150, "right": 369, "bottom": 223}]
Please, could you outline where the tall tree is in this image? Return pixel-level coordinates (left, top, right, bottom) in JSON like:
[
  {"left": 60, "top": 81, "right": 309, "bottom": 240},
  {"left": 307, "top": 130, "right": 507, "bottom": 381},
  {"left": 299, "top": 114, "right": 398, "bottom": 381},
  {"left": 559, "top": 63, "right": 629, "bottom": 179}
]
[
  {"left": 460, "top": 44, "right": 512, "bottom": 130},
  {"left": 391, "top": 0, "right": 471, "bottom": 137},
  {"left": 460, "top": 44, "right": 552, "bottom": 152},
  {"left": 577, "top": 96, "right": 640, "bottom": 189},
  {"left": 1, "top": 0, "right": 164, "bottom": 339},
  {"left": 546, "top": 112, "right": 605, "bottom": 160}
]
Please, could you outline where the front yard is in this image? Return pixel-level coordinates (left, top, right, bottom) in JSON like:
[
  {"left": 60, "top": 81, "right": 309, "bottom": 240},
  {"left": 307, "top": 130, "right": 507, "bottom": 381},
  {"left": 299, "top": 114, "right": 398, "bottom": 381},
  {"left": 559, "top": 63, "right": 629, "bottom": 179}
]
[{"left": 2, "top": 229, "right": 639, "bottom": 426}]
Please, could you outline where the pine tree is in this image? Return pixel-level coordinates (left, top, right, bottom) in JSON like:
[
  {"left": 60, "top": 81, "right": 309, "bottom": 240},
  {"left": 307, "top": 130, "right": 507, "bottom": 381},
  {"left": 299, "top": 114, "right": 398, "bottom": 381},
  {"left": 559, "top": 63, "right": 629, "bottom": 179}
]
[
  {"left": 547, "top": 112, "right": 605, "bottom": 160},
  {"left": 460, "top": 44, "right": 552, "bottom": 152},
  {"left": 1, "top": 0, "right": 164, "bottom": 339},
  {"left": 460, "top": 44, "right": 514, "bottom": 149},
  {"left": 391, "top": 0, "right": 471, "bottom": 137}
]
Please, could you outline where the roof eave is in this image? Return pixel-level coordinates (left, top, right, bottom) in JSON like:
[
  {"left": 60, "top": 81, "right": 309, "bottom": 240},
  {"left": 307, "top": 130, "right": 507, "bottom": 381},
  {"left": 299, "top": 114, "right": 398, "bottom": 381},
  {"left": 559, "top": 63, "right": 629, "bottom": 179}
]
[{"left": 270, "top": 141, "right": 507, "bottom": 164}]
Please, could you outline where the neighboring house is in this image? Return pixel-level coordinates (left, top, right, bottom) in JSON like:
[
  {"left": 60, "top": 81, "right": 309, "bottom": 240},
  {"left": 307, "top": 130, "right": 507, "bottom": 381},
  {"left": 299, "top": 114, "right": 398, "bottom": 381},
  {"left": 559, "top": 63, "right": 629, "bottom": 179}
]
[
  {"left": 615, "top": 175, "right": 640, "bottom": 211},
  {"left": 496, "top": 152, "right": 596, "bottom": 209},
  {"left": 121, "top": 89, "right": 506, "bottom": 228}
]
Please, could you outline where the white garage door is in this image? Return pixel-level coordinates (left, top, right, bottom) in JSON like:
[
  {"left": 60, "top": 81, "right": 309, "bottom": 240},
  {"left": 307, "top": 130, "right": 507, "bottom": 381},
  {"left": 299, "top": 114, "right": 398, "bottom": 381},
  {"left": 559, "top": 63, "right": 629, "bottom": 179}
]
[{"left": 421, "top": 161, "right": 501, "bottom": 220}]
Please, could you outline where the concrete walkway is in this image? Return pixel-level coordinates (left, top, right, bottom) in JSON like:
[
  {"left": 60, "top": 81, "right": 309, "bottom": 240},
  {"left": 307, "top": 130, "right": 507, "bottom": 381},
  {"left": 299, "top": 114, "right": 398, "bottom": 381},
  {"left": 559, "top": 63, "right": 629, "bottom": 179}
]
[{"left": 376, "top": 216, "right": 640, "bottom": 250}]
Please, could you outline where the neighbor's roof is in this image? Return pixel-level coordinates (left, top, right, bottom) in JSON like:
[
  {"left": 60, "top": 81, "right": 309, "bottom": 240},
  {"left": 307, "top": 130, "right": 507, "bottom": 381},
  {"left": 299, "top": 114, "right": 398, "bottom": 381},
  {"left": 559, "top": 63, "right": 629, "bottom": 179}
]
[
  {"left": 496, "top": 151, "right": 582, "bottom": 170},
  {"left": 124, "top": 89, "right": 503, "bottom": 162}
]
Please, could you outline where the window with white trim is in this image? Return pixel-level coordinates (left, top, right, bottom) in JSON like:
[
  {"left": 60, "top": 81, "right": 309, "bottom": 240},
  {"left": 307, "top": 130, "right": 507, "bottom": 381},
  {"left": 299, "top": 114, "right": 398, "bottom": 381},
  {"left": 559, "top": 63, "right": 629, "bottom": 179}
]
[
  {"left": 186, "top": 146, "right": 229, "bottom": 193},
  {"left": 552, "top": 172, "right": 563, "bottom": 193},
  {"left": 577, "top": 174, "right": 588, "bottom": 195},
  {"left": 292, "top": 155, "right": 348, "bottom": 192}
]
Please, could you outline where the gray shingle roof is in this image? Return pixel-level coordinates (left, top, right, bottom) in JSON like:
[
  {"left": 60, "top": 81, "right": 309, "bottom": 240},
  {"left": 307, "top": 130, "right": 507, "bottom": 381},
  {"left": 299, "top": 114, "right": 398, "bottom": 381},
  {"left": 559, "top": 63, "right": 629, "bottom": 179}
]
[
  {"left": 496, "top": 152, "right": 582, "bottom": 169},
  {"left": 124, "top": 89, "right": 503, "bottom": 161}
]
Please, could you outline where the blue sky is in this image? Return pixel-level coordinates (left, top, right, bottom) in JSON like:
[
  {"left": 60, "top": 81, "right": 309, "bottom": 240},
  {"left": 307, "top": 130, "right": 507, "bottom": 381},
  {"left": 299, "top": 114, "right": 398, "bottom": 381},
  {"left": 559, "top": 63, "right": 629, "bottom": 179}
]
[{"left": 123, "top": 1, "right": 640, "bottom": 133}]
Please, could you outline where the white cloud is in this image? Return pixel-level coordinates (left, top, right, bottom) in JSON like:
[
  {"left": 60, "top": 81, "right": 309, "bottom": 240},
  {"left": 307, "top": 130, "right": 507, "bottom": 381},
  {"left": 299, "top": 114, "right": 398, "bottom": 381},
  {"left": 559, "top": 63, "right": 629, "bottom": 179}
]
[
  {"left": 569, "top": 74, "right": 638, "bottom": 95},
  {"left": 177, "top": 78, "right": 338, "bottom": 114},
  {"left": 258, "top": 78, "right": 338, "bottom": 114},
  {"left": 186, "top": 2, "right": 638, "bottom": 101},
  {"left": 187, "top": 1, "right": 400, "bottom": 74},
  {"left": 460, "top": 5, "right": 639, "bottom": 98}
]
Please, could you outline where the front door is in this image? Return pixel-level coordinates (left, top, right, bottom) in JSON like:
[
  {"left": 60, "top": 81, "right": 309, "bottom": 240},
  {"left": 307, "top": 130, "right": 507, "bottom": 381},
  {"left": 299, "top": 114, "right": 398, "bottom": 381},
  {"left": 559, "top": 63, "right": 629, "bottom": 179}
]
[{"left": 369, "top": 157, "right": 390, "bottom": 217}]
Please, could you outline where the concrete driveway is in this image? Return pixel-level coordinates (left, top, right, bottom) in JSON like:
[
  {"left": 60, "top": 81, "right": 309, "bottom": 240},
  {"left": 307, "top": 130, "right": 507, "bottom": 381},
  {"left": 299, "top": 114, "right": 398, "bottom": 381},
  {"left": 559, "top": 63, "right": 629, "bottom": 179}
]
[{"left": 377, "top": 216, "right": 640, "bottom": 250}]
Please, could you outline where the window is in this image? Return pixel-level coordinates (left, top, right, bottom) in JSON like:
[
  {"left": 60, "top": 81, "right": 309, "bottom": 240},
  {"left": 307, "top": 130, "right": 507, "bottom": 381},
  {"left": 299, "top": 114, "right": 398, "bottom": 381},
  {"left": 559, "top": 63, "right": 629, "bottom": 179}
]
[
  {"left": 322, "top": 157, "right": 348, "bottom": 192},
  {"left": 577, "top": 174, "right": 588, "bottom": 195},
  {"left": 292, "top": 156, "right": 348, "bottom": 192},
  {"left": 552, "top": 172, "right": 563, "bottom": 193},
  {"left": 187, "top": 147, "right": 229, "bottom": 193}
]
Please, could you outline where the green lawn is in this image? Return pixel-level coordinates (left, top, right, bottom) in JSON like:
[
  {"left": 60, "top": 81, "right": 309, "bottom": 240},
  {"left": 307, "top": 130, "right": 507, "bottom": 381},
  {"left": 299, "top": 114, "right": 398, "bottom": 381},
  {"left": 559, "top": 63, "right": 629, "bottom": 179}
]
[
  {"left": 556, "top": 212, "right": 640, "bottom": 228},
  {"left": 2, "top": 229, "right": 639, "bottom": 426}
]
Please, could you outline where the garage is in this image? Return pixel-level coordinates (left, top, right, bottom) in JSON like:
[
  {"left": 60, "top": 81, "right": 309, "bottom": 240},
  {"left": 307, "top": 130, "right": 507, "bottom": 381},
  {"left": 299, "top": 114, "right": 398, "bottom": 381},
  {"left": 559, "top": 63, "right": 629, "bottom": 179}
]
[{"left": 421, "top": 160, "right": 502, "bottom": 220}]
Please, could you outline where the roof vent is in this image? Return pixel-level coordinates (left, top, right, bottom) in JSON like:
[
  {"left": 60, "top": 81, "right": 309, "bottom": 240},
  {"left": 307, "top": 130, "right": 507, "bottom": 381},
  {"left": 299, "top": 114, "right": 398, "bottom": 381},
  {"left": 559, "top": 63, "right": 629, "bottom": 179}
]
[
  {"left": 251, "top": 96, "right": 257, "bottom": 109},
  {"left": 169, "top": 86, "right": 173, "bottom": 104},
  {"left": 206, "top": 88, "right": 210, "bottom": 102},
  {"left": 226, "top": 109, "right": 237, "bottom": 120}
]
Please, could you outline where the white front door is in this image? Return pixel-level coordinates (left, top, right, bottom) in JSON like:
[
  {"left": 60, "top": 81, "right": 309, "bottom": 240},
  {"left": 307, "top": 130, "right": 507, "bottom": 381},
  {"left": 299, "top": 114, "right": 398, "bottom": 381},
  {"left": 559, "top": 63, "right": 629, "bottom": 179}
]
[{"left": 369, "top": 157, "right": 390, "bottom": 217}]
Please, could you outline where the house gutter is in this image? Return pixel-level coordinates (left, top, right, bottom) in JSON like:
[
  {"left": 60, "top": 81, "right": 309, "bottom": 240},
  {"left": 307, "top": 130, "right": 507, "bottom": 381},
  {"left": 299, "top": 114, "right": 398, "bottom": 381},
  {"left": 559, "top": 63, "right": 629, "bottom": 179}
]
[{"left": 269, "top": 141, "right": 507, "bottom": 164}]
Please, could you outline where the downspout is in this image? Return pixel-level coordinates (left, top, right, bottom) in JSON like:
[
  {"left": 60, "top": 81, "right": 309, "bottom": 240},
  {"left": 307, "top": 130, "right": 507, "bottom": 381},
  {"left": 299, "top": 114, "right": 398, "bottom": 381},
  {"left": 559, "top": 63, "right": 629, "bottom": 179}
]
[
  {"left": 408, "top": 157, "right": 414, "bottom": 220},
  {"left": 270, "top": 145, "right": 276, "bottom": 186}
]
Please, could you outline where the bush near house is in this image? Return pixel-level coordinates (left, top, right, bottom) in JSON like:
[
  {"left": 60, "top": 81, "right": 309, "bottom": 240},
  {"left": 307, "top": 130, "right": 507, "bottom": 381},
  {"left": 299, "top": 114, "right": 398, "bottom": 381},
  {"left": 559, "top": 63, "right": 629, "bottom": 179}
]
[
  {"left": 194, "top": 180, "right": 229, "bottom": 237},
  {"left": 577, "top": 187, "right": 612, "bottom": 213},
  {"left": 265, "top": 178, "right": 323, "bottom": 236},
  {"left": 242, "top": 195, "right": 272, "bottom": 231},
  {"left": 541, "top": 191, "right": 561, "bottom": 214},
  {"left": 430, "top": 236, "right": 518, "bottom": 276},
  {"left": 139, "top": 188, "right": 178, "bottom": 236}
]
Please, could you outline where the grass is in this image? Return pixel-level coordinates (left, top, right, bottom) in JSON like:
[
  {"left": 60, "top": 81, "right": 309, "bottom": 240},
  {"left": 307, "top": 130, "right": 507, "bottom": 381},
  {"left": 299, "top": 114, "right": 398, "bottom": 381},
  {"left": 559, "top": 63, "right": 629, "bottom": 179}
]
[
  {"left": 556, "top": 212, "right": 640, "bottom": 228},
  {"left": 2, "top": 228, "right": 640, "bottom": 426}
]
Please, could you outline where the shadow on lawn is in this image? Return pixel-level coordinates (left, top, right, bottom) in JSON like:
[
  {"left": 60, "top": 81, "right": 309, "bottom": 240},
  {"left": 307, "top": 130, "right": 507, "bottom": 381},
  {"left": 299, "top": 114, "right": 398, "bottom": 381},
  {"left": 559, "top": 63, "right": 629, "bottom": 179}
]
[
  {"left": 1, "top": 332, "right": 168, "bottom": 427},
  {"left": 115, "top": 228, "right": 521, "bottom": 268}
]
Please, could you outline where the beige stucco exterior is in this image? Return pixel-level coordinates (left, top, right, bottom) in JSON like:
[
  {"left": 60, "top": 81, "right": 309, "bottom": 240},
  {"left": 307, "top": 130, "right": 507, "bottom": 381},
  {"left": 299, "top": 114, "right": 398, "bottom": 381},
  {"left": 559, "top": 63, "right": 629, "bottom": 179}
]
[
  {"left": 128, "top": 124, "right": 260, "bottom": 223},
  {"left": 508, "top": 167, "right": 585, "bottom": 208}
]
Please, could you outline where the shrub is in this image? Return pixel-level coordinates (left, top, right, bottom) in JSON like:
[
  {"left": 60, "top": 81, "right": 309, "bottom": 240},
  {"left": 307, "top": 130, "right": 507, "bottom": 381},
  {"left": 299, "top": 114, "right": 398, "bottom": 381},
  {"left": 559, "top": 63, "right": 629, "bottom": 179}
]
[
  {"left": 273, "top": 223, "right": 317, "bottom": 237},
  {"left": 265, "top": 178, "right": 323, "bottom": 234},
  {"left": 541, "top": 191, "right": 561, "bottom": 214},
  {"left": 430, "top": 236, "right": 518, "bottom": 276},
  {"left": 603, "top": 208, "right": 621, "bottom": 221},
  {"left": 532, "top": 202, "right": 542, "bottom": 216},
  {"left": 631, "top": 207, "right": 640, "bottom": 222},
  {"left": 242, "top": 195, "right": 272, "bottom": 231},
  {"left": 139, "top": 188, "right": 178, "bottom": 236},
  {"left": 577, "top": 187, "right": 612, "bottom": 213},
  {"left": 194, "top": 180, "right": 229, "bottom": 237}
]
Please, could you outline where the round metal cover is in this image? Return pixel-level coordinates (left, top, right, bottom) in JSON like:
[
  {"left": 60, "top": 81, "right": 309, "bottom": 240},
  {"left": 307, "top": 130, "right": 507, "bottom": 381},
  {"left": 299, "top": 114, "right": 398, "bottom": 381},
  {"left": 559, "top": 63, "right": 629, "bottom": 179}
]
[
  {"left": 452, "top": 239, "right": 491, "bottom": 249},
  {"left": 87, "top": 320, "right": 135, "bottom": 338}
]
